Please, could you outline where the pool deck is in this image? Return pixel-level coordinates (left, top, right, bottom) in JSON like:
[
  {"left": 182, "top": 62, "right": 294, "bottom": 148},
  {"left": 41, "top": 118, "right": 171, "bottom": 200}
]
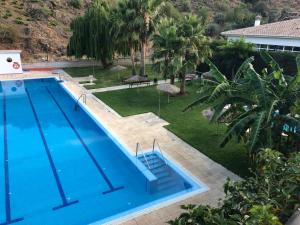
[{"left": 1, "top": 71, "right": 241, "bottom": 225}]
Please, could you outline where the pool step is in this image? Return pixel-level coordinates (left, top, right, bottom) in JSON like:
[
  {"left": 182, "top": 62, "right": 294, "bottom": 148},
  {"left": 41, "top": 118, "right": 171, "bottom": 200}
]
[{"left": 137, "top": 153, "right": 184, "bottom": 193}]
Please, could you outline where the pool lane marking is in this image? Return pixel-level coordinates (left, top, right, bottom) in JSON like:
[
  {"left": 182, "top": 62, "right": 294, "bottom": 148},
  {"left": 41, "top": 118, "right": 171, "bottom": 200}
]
[
  {"left": 1, "top": 93, "right": 24, "bottom": 225},
  {"left": 25, "top": 88, "right": 78, "bottom": 210},
  {"left": 46, "top": 87, "right": 124, "bottom": 195}
]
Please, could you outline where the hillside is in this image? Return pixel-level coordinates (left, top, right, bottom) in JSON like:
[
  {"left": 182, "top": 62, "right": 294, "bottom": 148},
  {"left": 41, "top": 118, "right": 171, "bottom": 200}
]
[
  {"left": 0, "top": 0, "right": 299, "bottom": 62},
  {"left": 0, "top": 0, "right": 88, "bottom": 62}
]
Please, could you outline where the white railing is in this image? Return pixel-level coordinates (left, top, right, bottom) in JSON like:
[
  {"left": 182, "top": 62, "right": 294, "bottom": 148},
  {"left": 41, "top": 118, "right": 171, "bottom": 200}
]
[
  {"left": 152, "top": 139, "right": 167, "bottom": 166},
  {"left": 74, "top": 93, "right": 87, "bottom": 111},
  {"left": 136, "top": 142, "right": 151, "bottom": 170}
]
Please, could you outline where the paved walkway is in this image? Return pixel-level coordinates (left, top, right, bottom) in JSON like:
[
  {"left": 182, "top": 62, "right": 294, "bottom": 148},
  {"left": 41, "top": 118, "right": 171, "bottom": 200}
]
[
  {"left": 88, "top": 79, "right": 174, "bottom": 93},
  {"left": 1, "top": 72, "right": 241, "bottom": 225}
]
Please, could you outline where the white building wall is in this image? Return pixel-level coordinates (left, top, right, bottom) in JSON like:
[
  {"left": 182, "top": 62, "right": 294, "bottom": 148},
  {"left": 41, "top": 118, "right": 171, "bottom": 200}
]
[
  {"left": 228, "top": 36, "right": 300, "bottom": 47},
  {"left": 0, "top": 50, "right": 23, "bottom": 75}
]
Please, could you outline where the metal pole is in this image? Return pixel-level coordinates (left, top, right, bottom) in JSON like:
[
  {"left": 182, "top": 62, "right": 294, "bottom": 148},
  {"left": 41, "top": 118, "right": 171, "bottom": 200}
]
[{"left": 158, "top": 89, "right": 161, "bottom": 117}]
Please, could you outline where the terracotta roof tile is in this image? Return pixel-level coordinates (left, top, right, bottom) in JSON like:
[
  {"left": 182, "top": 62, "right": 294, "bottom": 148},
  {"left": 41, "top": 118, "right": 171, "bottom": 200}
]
[{"left": 221, "top": 18, "right": 300, "bottom": 39}]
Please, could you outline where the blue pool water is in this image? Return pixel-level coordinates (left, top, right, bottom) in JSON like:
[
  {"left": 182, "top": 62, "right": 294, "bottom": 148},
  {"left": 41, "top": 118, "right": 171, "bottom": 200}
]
[{"left": 0, "top": 78, "right": 205, "bottom": 225}]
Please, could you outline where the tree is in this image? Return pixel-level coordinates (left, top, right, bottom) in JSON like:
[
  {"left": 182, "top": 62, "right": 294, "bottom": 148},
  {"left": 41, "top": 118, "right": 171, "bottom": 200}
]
[
  {"left": 185, "top": 52, "right": 300, "bottom": 155},
  {"left": 152, "top": 15, "right": 210, "bottom": 94},
  {"left": 169, "top": 149, "right": 300, "bottom": 225},
  {"left": 130, "top": 0, "right": 165, "bottom": 76},
  {"left": 151, "top": 18, "right": 183, "bottom": 84},
  {"left": 176, "top": 14, "right": 211, "bottom": 94},
  {"left": 217, "top": 38, "right": 254, "bottom": 79},
  {"left": 112, "top": 0, "right": 140, "bottom": 75},
  {"left": 68, "top": 0, "right": 115, "bottom": 68}
]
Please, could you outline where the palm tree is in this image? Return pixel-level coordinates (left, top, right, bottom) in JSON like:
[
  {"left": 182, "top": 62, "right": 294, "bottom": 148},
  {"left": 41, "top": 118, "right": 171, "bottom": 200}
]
[
  {"left": 131, "top": 0, "right": 165, "bottom": 76},
  {"left": 185, "top": 52, "right": 300, "bottom": 155},
  {"left": 151, "top": 18, "right": 183, "bottom": 84},
  {"left": 176, "top": 15, "right": 211, "bottom": 94},
  {"left": 112, "top": 0, "right": 140, "bottom": 75}
]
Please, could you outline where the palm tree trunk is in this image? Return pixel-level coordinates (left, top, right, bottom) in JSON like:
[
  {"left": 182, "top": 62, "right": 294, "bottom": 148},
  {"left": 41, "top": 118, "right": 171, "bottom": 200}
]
[
  {"left": 180, "top": 73, "right": 186, "bottom": 95},
  {"left": 101, "top": 56, "right": 109, "bottom": 68},
  {"left": 130, "top": 47, "right": 136, "bottom": 75},
  {"left": 170, "top": 75, "right": 175, "bottom": 84},
  {"left": 140, "top": 41, "right": 146, "bottom": 76}
]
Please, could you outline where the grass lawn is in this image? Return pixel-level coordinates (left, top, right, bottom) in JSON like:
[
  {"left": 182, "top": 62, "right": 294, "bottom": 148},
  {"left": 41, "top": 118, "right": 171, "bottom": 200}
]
[
  {"left": 64, "top": 64, "right": 160, "bottom": 89},
  {"left": 95, "top": 83, "right": 250, "bottom": 177}
]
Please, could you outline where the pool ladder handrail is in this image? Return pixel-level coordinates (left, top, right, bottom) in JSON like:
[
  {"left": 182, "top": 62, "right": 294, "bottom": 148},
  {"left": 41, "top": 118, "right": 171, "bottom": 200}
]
[
  {"left": 152, "top": 139, "right": 168, "bottom": 166},
  {"left": 136, "top": 142, "right": 151, "bottom": 170},
  {"left": 74, "top": 93, "right": 87, "bottom": 111}
]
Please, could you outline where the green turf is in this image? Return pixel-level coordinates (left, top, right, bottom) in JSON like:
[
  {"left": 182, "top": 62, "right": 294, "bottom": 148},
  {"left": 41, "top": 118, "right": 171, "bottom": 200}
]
[
  {"left": 64, "top": 64, "right": 160, "bottom": 89},
  {"left": 95, "top": 83, "right": 250, "bottom": 177}
]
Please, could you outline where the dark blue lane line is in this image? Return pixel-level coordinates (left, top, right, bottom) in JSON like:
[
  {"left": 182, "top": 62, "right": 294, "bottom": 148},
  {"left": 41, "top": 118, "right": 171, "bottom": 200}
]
[
  {"left": 46, "top": 87, "right": 124, "bottom": 195},
  {"left": 1, "top": 93, "right": 24, "bottom": 225},
  {"left": 25, "top": 88, "right": 78, "bottom": 211}
]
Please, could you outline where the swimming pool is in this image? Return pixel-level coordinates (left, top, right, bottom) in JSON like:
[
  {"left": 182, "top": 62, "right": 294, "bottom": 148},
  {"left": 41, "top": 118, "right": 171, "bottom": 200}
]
[{"left": 0, "top": 78, "right": 207, "bottom": 225}]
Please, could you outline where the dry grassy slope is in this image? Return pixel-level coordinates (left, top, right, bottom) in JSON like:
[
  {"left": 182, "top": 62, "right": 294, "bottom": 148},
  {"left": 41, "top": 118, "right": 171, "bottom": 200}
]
[
  {"left": 0, "top": 0, "right": 299, "bottom": 62},
  {"left": 0, "top": 0, "right": 88, "bottom": 62}
]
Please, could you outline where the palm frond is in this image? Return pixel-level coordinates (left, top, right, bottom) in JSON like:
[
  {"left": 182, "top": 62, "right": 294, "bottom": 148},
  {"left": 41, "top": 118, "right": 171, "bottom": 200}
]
[
  {"left": 183, "top": 95, "right": 210, "bottom": 112},
  {"left": 266, "top": 100, "right": 279, "bottom": 123},
  {"left": 248, "top": 111, "right": 266, "bottom": 152},
  {"left": 235, "top": 56, "right": 254, "bottom": 80},
  {"left": 260, "top": 51, "right": 287, "bottom": 85},
  {"left": 247, "top": 66, "right": 267, "bottom": 107},
  {"left": 205, "top": 58, "right": 227, "bottom": 83},
  {"left": 207, "top": 82, "right": 231, "bottom": 102},
  {"left": 296, "top": 55, "right": 300, "bottom": 76},
  {"left": 220, "top": 114, "right": 256, "bottom": 147}
]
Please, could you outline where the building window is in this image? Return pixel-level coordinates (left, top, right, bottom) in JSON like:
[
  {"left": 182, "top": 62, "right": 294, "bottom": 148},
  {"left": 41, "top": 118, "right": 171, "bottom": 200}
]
[
  {"left": 255, "top": 45, "right": 300, "bottom": 53},
  {"left": 285, "top": 46, "right": 293, "bottom": 51},
  {"left": 293, "top": 47, "right": 300, "bottom": 52},
  {"left": 275, "top": 46, "right": 284, "bottom": 51}
]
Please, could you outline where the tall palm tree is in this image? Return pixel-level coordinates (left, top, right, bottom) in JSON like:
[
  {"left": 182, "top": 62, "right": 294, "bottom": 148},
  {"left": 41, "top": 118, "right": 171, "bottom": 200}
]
[
  {"left": 176, "top": 14, "right": 211, "bottom": 94},
  {"left": 112, "top": 0, "right": 140, "bottom": 75},
  {"left": 151, "top": 18, "right": 183, "bottom": 84},
  {"left": 131, "top": 0, "right": 165, "bottom": 76},
  {"left": 185, "top": 52, "right": 300, "bottom": 155}
]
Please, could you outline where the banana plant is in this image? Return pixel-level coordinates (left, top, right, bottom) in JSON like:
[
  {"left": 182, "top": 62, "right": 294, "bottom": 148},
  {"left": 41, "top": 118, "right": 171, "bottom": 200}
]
[{"left": 185, "top": 52, "right": 300, "bottom": 155}]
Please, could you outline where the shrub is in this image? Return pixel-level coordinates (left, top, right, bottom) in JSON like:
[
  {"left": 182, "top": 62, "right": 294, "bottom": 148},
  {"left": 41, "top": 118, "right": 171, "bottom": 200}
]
[
  {"left": 180, "top": 0, "right": 191, "bottom": 12},
  {"left": 198, "top": 39, "right": 299, "bottom": 78},
  {"left": 27, "top": 7, "right": 52, "bottom": 20},
  {"left": 169, "top": 149, "right": 300, "bottom": 224},
  {"left": 68, "top": 0, "right": 82, "bottom": 9},
  {"left": 0, "top": 25, "right": 18, "bottom": 43},
  {"left": 15, "top": 17, "right": 25, "bottom": 25},
  {"left": 205, "top": 23, "right": 221, "bottom": 37},
  {"left": 48, "top": 20, "right": 58, "bottom": 27},
  {"left": 3, "top": 10, "right": 12, "bottom": 19}
]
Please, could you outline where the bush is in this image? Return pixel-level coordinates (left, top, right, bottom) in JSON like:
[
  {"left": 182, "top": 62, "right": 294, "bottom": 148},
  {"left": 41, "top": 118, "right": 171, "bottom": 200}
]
[
  {"left": 198, "top": 39, "right": 299, "bottom": 78},
  {"left": 169, "top": 149, "right": 300, "bottom": 224},
  {"left": 180, "top": 0, "right": 191, "bottom": 12},
  {"left": 27, "top": 7, "right": 52, "bottom": 20},
  {"left": 205, "top": 23, "right": 221, "bottom": 37},
  {"left": 14, "top": 17, "right": 25, "bottom": 25},
  {"left": 0, "top": 25, "right": 18, "bottom": 43},
  {"left": 68, "top": 0, "right": 82, "bottom": 9}
]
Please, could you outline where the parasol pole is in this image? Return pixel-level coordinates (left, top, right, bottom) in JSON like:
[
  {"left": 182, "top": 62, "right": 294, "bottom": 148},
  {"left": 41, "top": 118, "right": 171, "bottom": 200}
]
[{"left": 158, "top": 89, "right": 161, "bottom": 117}]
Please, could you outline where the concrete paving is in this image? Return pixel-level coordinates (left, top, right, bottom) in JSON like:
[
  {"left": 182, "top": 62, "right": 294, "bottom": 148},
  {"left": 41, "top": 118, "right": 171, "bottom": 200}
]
[
  {"left": 88, "top": 79, "right": 174, "bottom": 93},
  {"left": 1, "top": 72, "right": 241, "bottom": 225}
]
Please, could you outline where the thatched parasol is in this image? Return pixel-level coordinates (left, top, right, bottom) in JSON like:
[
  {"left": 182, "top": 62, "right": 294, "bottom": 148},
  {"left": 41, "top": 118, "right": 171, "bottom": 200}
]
[
  {"left": 110, "top": 65, "right": 127, "bottom": 71},
  {"left": 156, "top": 83, "right": 180, "bottom": 96},
  {"left": 124, "top": 75, "right": 149, "bottom": 83}
]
